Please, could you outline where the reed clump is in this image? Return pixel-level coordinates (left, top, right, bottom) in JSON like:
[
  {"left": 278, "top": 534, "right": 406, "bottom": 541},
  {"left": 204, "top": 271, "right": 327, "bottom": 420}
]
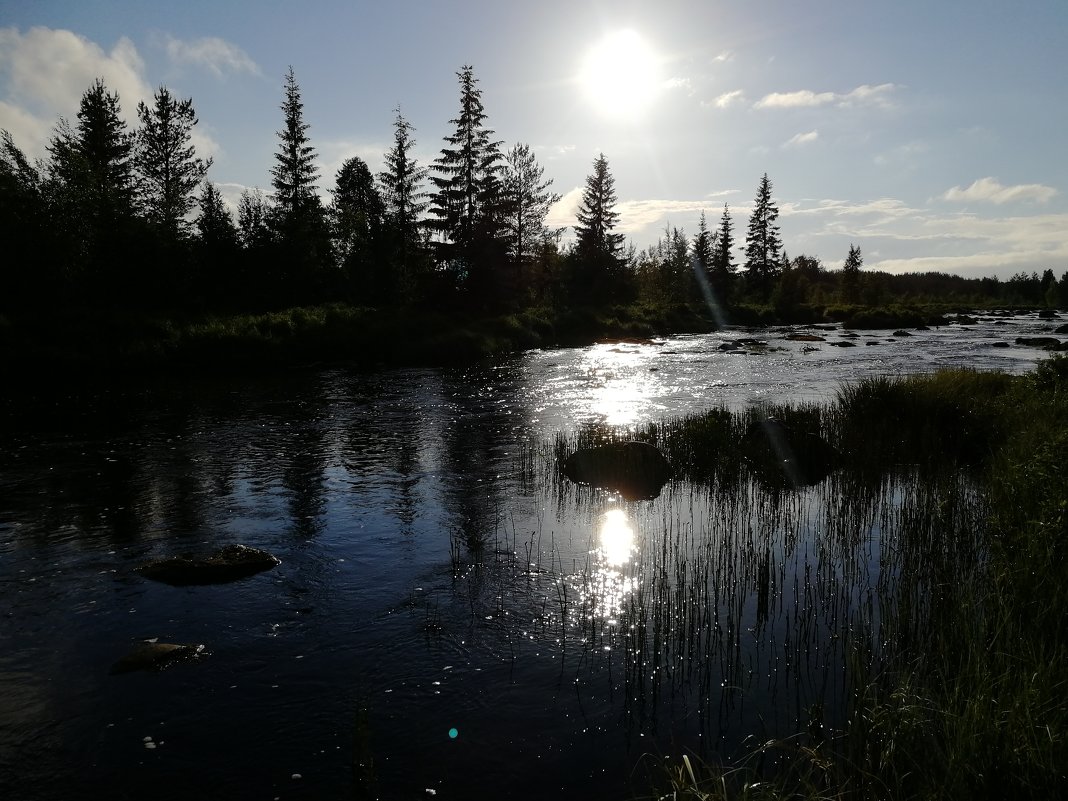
[{"left": 621, "top": 359, "right": 1068, "bottom": 800}]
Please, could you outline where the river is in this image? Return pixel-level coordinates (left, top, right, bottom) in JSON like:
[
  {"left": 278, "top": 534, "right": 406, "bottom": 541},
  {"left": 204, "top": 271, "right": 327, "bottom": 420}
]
[{"left": 0, "top": 314, "right": 1060, "bottom": 800}]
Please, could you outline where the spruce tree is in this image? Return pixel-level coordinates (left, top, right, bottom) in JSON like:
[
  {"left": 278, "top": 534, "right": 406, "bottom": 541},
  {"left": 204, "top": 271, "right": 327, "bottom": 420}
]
[
  {"left": 45, "top": 79, "right": 136, "bottom": 296},
  {"left": 269, "top": 67, "right": 329, "bottom": 299},
  {"left": 572, "top": 153, "right": 627, "bottom": 303},
  {"left": 743, "top": 173, "right": 783, "bottom": 298},
  {"left": 378, "top": 109, "right": 429, "bottom": 303},
  {"left": 574, "top": 153, "right": 623, "bottom": 258},
  {"left": 428, "top": 65, "right": 505, "bottom": 294},
  {"left": 692, "top": 210, "right": 715, "bottom": 274},
  {"left": 135, "top": 86, "right": 211, "bottom": 238},
  {"left": 271, "top": 67, "right": 321, "bottom": 224}
]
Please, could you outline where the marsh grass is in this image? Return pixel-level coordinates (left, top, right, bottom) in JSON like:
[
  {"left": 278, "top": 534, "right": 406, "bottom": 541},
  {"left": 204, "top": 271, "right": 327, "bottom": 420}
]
[{"left": 508, "top": 362, "right": 1068, "bottom": 799}]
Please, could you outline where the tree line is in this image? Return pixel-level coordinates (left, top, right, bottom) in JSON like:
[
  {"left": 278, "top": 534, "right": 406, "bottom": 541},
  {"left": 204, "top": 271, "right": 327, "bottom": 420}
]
[{"left": 2, "top": 66, "right": 1065, "bottom": 316}]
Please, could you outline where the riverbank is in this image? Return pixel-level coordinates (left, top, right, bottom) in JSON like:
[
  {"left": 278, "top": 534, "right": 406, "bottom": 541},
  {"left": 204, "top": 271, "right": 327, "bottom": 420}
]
[{"left": 1, "top": 300, "right": 1060, "bottom": 378}]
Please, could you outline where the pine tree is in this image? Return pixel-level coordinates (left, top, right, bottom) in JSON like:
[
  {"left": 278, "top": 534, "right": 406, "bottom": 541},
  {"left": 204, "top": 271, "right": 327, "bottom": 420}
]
[
  {"left": 135, "top": 86, "right": 211, "bottom": 238},
  {"left": 428, "top": 65, "right": 505, "bottom": 289},
  {"left": 502, "top": 142, "right": 561, "bottom": 267},
  {"left": 743, "top": 173, "right": 783, "bottom": 297},
  {"left": 378, "top": 109, "right": 429, "bottom": 303}
]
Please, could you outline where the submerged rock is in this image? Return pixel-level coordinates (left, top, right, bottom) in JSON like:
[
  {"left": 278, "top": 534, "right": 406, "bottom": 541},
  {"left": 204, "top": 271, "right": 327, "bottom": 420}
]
[
  {"left": 562, "top": 441, "right": 672, "bottom": 501},
  {"left": 138, "top": 544, "right": 280, "bottom": 586},
  {"left": 744, "top": 418, "right": 840, "bottom": 488},
  {"left": 110, "top": 641, "right": 206, "bottom": 674}
]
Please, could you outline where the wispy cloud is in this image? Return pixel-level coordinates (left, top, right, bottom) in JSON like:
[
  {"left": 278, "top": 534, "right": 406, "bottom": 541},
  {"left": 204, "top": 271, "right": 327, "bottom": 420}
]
[
  {"left": 754, "top": 83, "right": 897, "bottom": 110},
  {"left": 942, "top": 176, "right": 1057, "bottom": 205},
  {"left": 164, "top": 35, "right": 260, "bottom": 77},
  {"left": 706, "top": 89, "right": 745, "bottom": 109},
  {"left": 783, "top": 130, "right": 819, "bottom": 148}
]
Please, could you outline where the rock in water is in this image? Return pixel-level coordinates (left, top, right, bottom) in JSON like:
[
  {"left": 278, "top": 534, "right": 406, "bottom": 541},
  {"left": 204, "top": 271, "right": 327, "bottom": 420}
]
[
  {"left": 562, "top": 441, "right": 672, "bottom": 500},
  {"left": 110, "top": 642, "right": 206, "bottom": 674},
  {"left": 138, "top": 544, "right": 280, "bottom": 586}
]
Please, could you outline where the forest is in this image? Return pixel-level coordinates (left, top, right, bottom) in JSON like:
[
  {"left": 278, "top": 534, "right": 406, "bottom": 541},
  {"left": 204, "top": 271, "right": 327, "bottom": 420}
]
[{"left": 1, "top": 66, "right": 1066, "bottom": 329}]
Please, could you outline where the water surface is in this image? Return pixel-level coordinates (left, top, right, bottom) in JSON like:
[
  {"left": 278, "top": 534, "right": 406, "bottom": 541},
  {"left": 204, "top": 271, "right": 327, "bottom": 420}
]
[{"left": 0, "top": 316, "right": 1058, "bottom": 799}]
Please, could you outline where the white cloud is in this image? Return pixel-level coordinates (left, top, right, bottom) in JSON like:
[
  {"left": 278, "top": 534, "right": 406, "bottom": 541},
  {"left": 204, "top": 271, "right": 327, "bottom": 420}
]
[
  {"left": 0, "top": 27, "right": 221, "bottom": 164},
  {"left": 784, "top": 130, "right": 819, "bottom": 148},
  {"left": 755, "top": 89, "right": 835, "bottom": 109},
  {"left": 754, "top": 83, "right": 897, "bottom": 110},
  {"left": 164, "top": 35, "right": 260, "bottom": 77},
  {"left": 0, "top": 26, "right": 152, "bottom": 158},
  {"left": 707, "top": 89, "right": 745, "bottom": 109},
  {"left": 942, "top": 176, "right": 1057, "bottom": 205}
]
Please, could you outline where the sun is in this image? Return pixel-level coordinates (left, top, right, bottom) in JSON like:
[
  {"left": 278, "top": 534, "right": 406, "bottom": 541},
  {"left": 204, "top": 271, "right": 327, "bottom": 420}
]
[{"left": 579, "top": 30, "right": 663, "bottom": 120}]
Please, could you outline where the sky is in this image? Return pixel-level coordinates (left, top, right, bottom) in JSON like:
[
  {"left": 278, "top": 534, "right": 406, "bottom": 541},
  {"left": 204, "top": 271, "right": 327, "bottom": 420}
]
[{"left": 1, "top": 0, "right": 1066, "bottom": 279}]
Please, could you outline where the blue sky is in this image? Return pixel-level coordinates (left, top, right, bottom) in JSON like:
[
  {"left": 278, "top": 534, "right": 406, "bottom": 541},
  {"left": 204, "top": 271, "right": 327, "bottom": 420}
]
[{"left": 2, "top": 0, "right": 1066, "bottom": 279}]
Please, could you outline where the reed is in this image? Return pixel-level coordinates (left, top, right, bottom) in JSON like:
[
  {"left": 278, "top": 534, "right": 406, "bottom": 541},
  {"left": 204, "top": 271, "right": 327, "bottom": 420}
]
[{"left": 506, "top": 361, "right": 1068, "bottom": 799}]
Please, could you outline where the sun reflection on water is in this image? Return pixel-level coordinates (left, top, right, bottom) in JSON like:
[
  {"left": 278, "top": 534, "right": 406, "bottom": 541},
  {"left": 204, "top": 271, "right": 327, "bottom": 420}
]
[{"left": 588, "top": 507, "right": 638, "bottom": 623}]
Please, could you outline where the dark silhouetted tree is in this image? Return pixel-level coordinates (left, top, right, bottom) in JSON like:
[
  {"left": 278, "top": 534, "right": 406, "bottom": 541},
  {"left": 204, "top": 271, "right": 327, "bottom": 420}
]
[
  {"left": 134, "top": 86, "right": 211, "bottom": 238},
  {"left": 571, "top": 152, "right": 628, "bottom": 303},
  {"left": 195, "top": 181, "right": 239, "bottom": 303},
  {"left": 378, "top": 109, "right": 429, "bottom": 304},
  {"left": 502, "top": 142, "right": 561, "bottom": 304},
  {"left": 331, "top": 156, "right": 385, "bottom": 302},
  {"left": 238, "top": 188, "right": 270, "bottom": 249},
  {"left": 428, "top": 65, "right": 506, "bottom": 303},
  {"left": 841, "top": 242, "right": 863, "bottom": 302},
  {"left": 269, "top": 67, "right": 330, "bottom": 300},
  {"left": 45, "top": 79, "right": 137, "bottom": 299},
  {"left": 692, "top": 211, "right": 715, "bottom": 274},
  {"left": 0, "top": 130, "right": 49, "bottom": 306},
  {"left": 711, "top": 203, "right": 737, "bottom": 298},
  {"left": 743, "top": 173, "right": 782, "bottom": 299}
]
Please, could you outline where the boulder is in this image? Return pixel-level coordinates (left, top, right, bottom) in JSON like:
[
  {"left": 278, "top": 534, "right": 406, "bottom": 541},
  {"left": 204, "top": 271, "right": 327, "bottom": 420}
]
[
  {"left": 562, "top": 441, "right": 672, "bottom": 500},
  {"left": 110, "top": 641, "right": 207, "bottom": 674},
  {"left": 1015, "top": 337, "right": 1061, "bottom": 349},
  {"left": 829, "top": 340, "right": 857, "bottom": 347},
  {"left": 744, "top": 419, "right": 840, "bottom": 488},
  {"left": 1056, "top": 323, "right": 1068, "bottom": 334},
  {"left": 785, "top": 333, "right": 826, "bottom": 342},
  {"left": 138, "top": 544, "right": 280, "bottom": 586},
  {"left": 891, "top": 330, "right": 912, "bottom": 337}
]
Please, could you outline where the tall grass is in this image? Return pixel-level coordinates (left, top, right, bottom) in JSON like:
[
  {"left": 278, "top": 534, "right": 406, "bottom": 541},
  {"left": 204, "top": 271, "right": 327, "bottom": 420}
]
[{"left": 518, "top": 360, "right": 1068, "bottom": 800}]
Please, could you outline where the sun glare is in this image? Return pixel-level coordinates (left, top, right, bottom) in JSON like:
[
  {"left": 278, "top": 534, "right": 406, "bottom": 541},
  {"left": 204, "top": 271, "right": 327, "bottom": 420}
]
[{"left": 579, "top": 30, "right": 663, "bottom": 120}]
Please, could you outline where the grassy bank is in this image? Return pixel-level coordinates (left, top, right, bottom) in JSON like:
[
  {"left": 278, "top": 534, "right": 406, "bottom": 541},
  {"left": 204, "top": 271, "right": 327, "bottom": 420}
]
[
  {"left": 1, "top": 300, "right": 1059, "bottom": 377},
  {"left": 0, "top": 301, "right": 719, "bottom": 376},
  {"left": 611, "top": 357, "right": 1067, "bottom": 800}
]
